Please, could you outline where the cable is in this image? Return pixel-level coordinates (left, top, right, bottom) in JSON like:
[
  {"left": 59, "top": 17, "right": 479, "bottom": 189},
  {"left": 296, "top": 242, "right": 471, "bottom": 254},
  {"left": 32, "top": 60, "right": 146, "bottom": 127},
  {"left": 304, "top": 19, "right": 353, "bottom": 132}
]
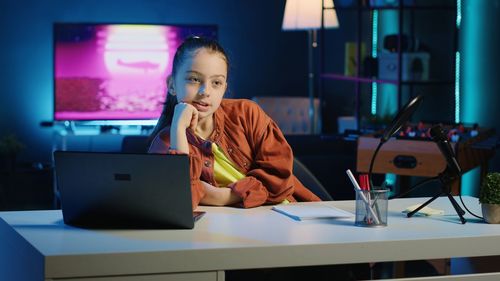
[
  {"left": 389, "top": 176, "right": 439, "bottom": 199},
  {"left": 368, "top": 140, "right": 384, "bottom": 189},
  {"left": 459, "top": 194, "right": 483, "bottom": 220}
]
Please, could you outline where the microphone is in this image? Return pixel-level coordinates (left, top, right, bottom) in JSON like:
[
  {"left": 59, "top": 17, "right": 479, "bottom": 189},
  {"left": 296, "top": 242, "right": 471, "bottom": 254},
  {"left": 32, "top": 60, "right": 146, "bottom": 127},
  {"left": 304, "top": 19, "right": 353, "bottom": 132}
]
[{"left": 429, "top": 125, "right": 462, "bottom": 177}]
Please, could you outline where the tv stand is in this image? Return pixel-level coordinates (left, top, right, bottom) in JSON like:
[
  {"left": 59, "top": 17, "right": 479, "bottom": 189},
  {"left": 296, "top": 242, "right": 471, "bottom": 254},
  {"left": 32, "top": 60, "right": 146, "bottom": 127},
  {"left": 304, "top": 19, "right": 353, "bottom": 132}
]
[{"left": 50, "top": 121, "right": 155, "bottom": 139}]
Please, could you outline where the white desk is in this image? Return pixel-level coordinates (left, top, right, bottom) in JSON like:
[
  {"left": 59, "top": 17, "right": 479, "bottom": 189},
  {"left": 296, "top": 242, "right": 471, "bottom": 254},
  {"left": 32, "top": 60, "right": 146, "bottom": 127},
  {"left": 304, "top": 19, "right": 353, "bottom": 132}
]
[{"left": 1, "top": 196, "right": 500, "bottom": 281}]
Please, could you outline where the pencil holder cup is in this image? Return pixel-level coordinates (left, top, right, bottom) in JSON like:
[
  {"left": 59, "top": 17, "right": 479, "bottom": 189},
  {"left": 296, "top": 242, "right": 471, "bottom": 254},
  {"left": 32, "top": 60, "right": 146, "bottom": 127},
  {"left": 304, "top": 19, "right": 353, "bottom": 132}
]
[{"left": 355, "top": 189, "right": 389, "bottom": 227}]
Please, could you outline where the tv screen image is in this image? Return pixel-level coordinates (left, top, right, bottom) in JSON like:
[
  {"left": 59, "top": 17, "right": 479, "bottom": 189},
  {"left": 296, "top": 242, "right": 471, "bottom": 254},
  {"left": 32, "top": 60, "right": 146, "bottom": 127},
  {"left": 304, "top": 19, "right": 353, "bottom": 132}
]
[{"left": 54, "top": 23, "right": 217, "bottom": 121}]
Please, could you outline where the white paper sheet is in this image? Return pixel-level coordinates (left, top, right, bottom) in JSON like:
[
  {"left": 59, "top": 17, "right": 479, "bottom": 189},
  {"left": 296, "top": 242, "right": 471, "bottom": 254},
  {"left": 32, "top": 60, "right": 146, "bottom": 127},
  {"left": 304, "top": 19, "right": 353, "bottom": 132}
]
[{"left": 272, "top": 203, "right": 354, "bottom": 221}]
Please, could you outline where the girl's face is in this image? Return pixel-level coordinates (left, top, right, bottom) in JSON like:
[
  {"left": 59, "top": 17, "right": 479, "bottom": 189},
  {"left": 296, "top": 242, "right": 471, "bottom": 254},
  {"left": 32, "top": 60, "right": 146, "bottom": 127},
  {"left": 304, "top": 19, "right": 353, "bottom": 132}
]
[{"left": 171, "top": 48, "right": 228, "bottom": 121}]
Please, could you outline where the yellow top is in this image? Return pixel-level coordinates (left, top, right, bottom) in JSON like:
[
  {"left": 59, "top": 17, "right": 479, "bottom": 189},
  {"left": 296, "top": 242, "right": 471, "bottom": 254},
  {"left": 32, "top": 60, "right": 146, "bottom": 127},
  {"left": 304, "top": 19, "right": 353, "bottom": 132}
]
[
  {"left": 212, "top": 142, "right": 245, "bottom": 187},
  {"left": 211, "top": 142, "right": 289, "bottom": 204}
]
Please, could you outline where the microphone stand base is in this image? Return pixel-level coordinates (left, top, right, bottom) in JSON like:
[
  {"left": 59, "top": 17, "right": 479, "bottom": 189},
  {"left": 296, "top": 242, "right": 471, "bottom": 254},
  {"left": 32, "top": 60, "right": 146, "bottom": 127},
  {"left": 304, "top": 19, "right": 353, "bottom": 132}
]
[{"left": 406, "top": 173, "right": 466, "bottom": 224}]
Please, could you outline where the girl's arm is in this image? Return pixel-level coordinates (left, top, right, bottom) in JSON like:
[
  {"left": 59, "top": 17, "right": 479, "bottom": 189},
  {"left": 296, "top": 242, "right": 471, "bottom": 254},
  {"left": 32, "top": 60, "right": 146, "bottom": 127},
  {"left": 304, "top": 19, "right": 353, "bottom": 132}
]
[
  {"left": 170, "top": 102, "right": 198, "bottom": 154},
  {"left": 170, "top": 125, "right": 190, "bottom": 154},
  {"left": 199, "top": 181, "right": 241, "bottom": 206}
]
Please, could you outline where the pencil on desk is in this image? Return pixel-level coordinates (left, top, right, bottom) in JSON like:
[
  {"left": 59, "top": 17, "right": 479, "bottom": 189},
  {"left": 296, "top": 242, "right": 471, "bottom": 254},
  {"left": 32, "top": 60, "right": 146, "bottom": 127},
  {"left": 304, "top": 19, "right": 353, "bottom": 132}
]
[{"left": 359, "top": 174, "right": 373, "bottom": 223}]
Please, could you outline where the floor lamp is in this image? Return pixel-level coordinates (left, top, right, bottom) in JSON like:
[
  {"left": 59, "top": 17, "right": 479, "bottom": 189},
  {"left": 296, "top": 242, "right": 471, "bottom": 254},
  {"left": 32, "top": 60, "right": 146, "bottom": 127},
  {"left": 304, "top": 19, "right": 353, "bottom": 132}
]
[{"left": 282, "top": 0, "right": 339, "bottom": 134}]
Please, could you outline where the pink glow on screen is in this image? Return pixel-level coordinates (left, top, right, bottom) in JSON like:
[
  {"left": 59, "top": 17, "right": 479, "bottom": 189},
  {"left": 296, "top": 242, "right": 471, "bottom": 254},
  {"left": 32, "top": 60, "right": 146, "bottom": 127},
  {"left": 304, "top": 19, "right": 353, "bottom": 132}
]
[
  {"left": 102, "top": 25, "right": 169, "bottom": 75},
  {"left": 54, "top": 24, "right": 197, "bottom": 121}
]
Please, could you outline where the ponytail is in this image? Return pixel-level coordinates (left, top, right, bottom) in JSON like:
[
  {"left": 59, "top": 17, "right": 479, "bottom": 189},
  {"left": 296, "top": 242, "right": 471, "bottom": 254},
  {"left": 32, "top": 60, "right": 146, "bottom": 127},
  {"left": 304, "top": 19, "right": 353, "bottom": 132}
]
[{"left": 147, "top": 92, "right": 177, "bottom": 146}]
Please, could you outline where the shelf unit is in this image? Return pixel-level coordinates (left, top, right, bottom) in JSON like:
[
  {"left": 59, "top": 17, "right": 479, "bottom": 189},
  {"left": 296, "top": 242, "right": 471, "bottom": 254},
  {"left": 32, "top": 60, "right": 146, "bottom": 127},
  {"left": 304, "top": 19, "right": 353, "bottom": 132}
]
[{"left": 319, "top": 0, "right": 458, "bottom": 132}]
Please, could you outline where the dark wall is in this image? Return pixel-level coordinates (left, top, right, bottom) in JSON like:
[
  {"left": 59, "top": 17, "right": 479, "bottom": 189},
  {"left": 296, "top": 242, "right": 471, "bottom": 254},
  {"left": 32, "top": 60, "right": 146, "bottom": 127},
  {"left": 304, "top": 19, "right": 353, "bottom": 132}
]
[
  {"left": 0, "top": 0, "right": 314, "bottom": 163},
  {"left": 1, "top": 0, "right": 499, "bottom": 175}
]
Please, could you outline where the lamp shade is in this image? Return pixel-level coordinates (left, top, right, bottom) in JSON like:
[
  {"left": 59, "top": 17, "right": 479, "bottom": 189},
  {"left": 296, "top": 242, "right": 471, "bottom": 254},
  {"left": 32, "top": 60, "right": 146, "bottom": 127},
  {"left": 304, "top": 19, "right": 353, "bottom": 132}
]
[{"left": 282, "top": 0, "right": 339, "bottom": 30}]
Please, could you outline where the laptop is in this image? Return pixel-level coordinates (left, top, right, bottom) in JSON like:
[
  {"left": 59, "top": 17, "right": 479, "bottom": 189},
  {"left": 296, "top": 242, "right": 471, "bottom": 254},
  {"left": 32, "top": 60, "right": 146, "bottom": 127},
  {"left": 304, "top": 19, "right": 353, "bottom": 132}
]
[{"left": 53, "top": 151, "right": 204, "bottom": 229}]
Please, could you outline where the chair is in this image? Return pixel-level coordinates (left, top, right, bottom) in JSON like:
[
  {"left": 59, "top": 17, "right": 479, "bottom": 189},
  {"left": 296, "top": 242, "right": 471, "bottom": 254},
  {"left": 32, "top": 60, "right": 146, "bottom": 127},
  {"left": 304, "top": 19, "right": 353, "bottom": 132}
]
[
  {"left": 121, "top": 135, "right": 149, "bottom": 153},
  {"left": 293, "top": 157, "right": 333, "bottom": 201},
  {"left": 252, "top": 96, "right": 320, "bottom": 135}
]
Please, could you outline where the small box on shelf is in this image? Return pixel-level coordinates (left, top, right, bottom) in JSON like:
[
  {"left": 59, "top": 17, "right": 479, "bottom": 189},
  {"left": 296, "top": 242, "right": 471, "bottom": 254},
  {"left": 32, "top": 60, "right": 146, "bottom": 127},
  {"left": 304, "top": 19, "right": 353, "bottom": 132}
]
[{"left": 378, "top": 52, "right": 430, "bottom": 81}]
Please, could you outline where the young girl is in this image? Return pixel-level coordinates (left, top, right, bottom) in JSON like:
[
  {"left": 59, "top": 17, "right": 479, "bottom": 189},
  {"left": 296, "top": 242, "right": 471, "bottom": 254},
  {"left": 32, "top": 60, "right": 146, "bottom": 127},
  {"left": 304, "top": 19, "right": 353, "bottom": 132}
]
[{"left": 148, "top": 36, "right": 321, "bottom": 209}]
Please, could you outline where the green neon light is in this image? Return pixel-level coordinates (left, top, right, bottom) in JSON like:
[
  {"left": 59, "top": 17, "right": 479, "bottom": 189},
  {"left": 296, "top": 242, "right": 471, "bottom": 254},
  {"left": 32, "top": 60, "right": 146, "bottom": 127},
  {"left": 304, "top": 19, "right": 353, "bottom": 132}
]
[
  {"left": 372, "top": 10, "right": 378, "bottom": 58},
  {"left": 377, "top": 10, "right": 398, "bottom": 117},
  {"left": 455, "top": 52, "right": 460, "bottom": 123},
  {"left": 455, "top": 0, "right": 461, "bottom": 123},
  {"left": 371, "top": 10, "right": 379, "bottom": 115},
  {"left": 371, "top": 83, "right": 378, "bottom": 115}
]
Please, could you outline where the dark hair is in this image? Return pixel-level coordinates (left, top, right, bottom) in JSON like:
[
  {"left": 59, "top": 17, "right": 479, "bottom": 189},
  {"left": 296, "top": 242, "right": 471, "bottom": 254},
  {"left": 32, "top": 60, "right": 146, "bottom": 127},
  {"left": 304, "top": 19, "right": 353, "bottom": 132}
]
[{"left": 148, "top": 36, "right": 229, "bottom": 145}]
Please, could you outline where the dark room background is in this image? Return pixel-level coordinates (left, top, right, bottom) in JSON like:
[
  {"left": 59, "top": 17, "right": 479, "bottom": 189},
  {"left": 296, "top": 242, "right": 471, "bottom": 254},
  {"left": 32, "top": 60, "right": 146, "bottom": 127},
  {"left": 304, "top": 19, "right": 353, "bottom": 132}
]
[
  {"left": 1, "top": 0, "right": 500, "bottom": 199},
  {"left": 0, "top": 0, "right": 317, "bottom": 163}
]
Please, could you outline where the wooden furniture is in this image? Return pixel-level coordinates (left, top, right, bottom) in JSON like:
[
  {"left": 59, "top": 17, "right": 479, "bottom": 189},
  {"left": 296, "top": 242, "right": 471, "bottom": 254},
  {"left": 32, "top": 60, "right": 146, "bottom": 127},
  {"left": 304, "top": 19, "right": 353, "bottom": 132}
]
[
  {"left": 356, "top": 124, "right": 496, "bottom": 194},
  {"left": 2, "top": 196, "right": 500, "bottom": 280}
]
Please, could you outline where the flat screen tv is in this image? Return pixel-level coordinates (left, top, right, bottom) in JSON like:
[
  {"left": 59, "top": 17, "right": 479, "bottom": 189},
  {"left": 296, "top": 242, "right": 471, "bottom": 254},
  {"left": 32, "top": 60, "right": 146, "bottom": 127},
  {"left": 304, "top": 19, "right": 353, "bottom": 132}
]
[{"left": 54, "top": 23, "right": 217, "bottom": 122}]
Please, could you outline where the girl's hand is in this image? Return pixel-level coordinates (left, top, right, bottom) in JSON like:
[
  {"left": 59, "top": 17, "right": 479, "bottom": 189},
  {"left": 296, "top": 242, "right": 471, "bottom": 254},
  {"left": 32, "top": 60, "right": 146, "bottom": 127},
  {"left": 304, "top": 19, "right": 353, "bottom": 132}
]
[
  {"left": 200, "top": 181, "right": 241, "bottom": 206},
  {"left": 171, "top": 102, "right": 199, "bottom": 131},
  {"left": 170, "top": 102, "right": 198, "bottom": 154}
]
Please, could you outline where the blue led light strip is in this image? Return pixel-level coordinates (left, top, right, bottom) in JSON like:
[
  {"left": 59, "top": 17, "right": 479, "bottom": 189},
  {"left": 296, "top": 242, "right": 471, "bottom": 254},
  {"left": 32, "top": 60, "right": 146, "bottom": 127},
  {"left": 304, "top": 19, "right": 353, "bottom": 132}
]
[
  {"left": 371, "top": 10, "right": 379, "bottom": 115},
  {"left": 454, "top": 0, "right": 461, "bottom": 123},
  {"left": 455, "top": 51, "right": 460, "bottom": 123}
]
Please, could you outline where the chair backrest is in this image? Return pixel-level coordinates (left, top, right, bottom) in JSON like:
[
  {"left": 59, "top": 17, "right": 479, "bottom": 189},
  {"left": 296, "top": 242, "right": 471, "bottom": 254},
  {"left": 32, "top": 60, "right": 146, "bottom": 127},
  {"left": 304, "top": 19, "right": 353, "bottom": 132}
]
[
  {"left": 293, "top": 157, "right": 333, "bottom": 201},
  {"left": 252, "top": 96, "right": 320, "bottom": 135},
  {"left": 121, "top": 135, "right": 149, "bottom": 153}
]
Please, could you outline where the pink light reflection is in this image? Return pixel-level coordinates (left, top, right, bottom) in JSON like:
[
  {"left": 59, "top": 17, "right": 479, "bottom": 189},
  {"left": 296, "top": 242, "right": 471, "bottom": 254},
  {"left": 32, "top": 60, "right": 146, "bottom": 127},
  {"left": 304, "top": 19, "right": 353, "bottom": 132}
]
[{"left": 100, "top": 25, "right": 169, "bottom": 75}]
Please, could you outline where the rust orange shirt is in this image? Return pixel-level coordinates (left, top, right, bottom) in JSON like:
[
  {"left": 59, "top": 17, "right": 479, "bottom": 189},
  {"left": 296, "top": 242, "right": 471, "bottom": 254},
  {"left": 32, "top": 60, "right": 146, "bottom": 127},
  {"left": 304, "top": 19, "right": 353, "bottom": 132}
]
[{"left": 148, "top": 99, "right": 321, "bottom": 209}]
